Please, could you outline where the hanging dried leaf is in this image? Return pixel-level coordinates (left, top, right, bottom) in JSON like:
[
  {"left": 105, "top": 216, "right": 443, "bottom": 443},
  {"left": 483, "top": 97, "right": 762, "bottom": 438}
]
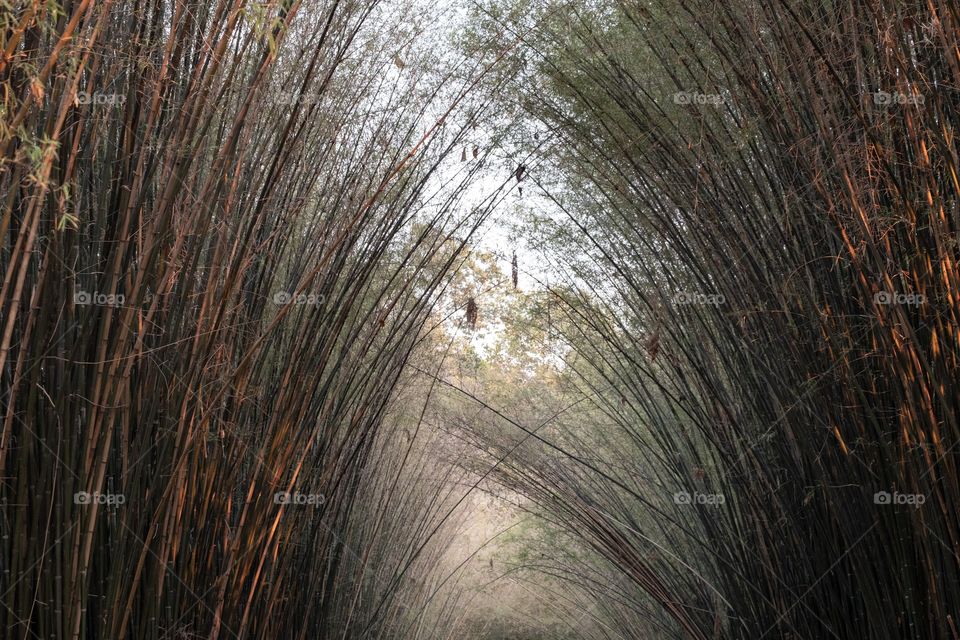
[
  {"left": 644, "top": 331, "right": 660, "bottom": 361},
  {"left": 511, "top": 252, "right": 518, "bottom": 289},
  {"left": 472, "top": 146, "right": 478, "bottom": 158},
  {"left": 465, "top": 297, "right": 478, "bottom": 329}
]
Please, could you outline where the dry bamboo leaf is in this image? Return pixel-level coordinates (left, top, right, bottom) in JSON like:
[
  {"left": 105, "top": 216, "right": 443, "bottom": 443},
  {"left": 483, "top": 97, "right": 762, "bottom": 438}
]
[
  {"left": 644, "top": 332, "right": 660, "bottom": 361},
  {"left": 465, "top": 297, "right": 478, "bottom": 329}
]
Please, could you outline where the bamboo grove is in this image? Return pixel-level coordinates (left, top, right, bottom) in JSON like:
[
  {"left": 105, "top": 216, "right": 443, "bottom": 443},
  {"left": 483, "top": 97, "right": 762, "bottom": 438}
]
[
  {"left": 0, "top": 1, "right": 510, "bottom": 638},
  {"left": 3, "top": 0, "right": 960, "bottom": 639},
  {"left": 459, "top": 0, "right": 960, "bottom": 638}
]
